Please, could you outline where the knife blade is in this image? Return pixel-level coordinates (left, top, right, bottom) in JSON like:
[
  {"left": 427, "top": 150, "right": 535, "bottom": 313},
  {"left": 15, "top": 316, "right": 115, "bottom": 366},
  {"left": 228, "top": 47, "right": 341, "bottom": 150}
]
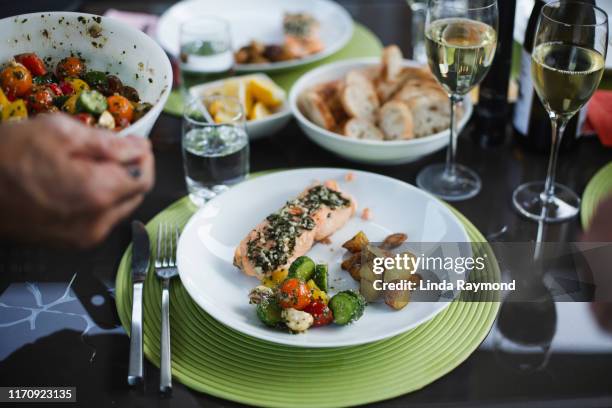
[{"left": 127, "top": 220, "right": 150, "bottom": 386}]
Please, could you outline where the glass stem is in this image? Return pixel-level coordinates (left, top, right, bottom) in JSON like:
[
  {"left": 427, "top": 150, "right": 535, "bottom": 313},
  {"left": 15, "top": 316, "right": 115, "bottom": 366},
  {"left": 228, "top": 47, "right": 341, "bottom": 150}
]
[
  {"left": 542, "top": 116, "right": 568, "bottom": 202},
  {"left": 444, "top": 94, "right": 462, "bottom": 180}
]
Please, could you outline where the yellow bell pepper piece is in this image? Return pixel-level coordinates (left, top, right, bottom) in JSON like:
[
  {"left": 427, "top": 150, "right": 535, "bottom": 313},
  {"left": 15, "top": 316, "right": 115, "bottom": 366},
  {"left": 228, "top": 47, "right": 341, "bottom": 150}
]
[
  {"left": 62, "top": 94, "right": 79, "bottom": 114},
  {"left": 271, "top": 269, "right": 288, "bottom": 284},
  {"left": 0, "top": 89, "right": 9, "bottom": 108},
  {"left": 307, "top": 280, "right": 328, "bottom": 303},
  {"left": 66, "top": 78, "right": 90, "bottom": 93},
  {"left": 2, "top": 99, "right": 28, "bottom": 122}
]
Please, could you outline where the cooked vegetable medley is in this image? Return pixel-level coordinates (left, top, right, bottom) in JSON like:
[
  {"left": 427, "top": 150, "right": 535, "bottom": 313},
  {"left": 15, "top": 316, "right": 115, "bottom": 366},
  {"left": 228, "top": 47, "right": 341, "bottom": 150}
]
[
  {"left": 249, "top": 255, "right": 366, "bottom": 333},
  {"left": 0, "top": 52, "right": 152, "bottom": 128}
]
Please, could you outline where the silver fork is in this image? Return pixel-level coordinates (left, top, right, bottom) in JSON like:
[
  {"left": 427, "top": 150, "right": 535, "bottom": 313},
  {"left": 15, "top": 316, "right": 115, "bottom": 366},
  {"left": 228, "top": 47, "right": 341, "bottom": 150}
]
[{"left": 154, "top": 222, "right": 180, "bottom": 394}]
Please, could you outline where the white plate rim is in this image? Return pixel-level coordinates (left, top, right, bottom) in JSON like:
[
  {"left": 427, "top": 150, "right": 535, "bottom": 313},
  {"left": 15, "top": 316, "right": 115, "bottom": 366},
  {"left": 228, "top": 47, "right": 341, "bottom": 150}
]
[
  {"left": 156, "top": 0, "right": 354, "bottom": 72},
  {"left": 289, "top": 57, "right": 474, "bottom": 147},
  {"left": 176, "top": 168, "right": 471, "bottom": 348}
]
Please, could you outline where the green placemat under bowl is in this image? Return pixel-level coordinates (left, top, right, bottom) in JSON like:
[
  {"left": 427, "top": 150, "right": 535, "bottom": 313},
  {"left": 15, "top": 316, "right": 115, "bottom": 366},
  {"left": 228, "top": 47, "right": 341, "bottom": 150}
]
[
  {"left": 163, "top": 23, "right": 383, "bottom": 117},
  {"left": 581, "top": 162, "right": 612, "bottom": 230},
  {"left": 115, "top": 190, "right": 500, "bottom": 407}
]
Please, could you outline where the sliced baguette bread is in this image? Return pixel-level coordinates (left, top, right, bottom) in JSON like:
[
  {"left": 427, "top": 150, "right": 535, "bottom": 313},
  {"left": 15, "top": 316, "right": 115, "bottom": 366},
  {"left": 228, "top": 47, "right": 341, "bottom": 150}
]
[
  {"left": 341, "top": 79, "right": 379, "bottom": 122},
  {"left": 394, "top": 79, "right": 447, "bottom": 103},
  {"left": 404, "top": 91, "right": 450, "bottom": 138},
  {"left": 381, "top": 45, "right": 403, "bottom": 82},
  {"left": 300, "top": 90, "right": 337, "bottom": 130},
  {"left": 378, "top": 100, "right": 414, "bottom": 140},
  {"left": 343, "top": 118, "right": 384, "bottom": 140}
]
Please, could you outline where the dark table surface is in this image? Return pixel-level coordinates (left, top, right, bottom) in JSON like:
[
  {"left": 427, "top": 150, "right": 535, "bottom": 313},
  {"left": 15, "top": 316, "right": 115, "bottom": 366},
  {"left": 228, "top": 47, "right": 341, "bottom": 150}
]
[{"left": 1, "top": 1, "right": 612, "bottom": 407}]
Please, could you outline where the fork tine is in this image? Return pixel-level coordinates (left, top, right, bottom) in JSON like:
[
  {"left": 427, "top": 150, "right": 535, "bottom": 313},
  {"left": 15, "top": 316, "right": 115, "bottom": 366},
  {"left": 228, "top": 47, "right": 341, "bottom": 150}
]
[
  {"left": 168, "top": 223, "right": 174, "bottom": 268},
  {"left": 156, "top": 222, "right": 163, "bottom": 267},
  {"left": 162, "top": 223, "right": 169, "bottom": 268},
  {"left": 173, "top": 225, "right": 180, "bottom": 266}
]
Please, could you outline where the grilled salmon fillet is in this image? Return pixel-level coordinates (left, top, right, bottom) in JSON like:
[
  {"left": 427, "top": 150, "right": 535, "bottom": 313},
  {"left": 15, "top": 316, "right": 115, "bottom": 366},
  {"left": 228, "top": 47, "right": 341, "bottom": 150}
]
[{"left": 234, "top": 180, "right": 356, "bottom": 279}]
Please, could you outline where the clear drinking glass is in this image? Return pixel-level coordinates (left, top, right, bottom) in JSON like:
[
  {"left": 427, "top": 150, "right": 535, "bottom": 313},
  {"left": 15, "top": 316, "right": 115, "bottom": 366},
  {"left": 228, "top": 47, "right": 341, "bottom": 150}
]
[
  {"left": 179, "top": 17, "right": 234, "bottom": 97},
  {"left": 416, "top": 0, "right": 498, "bottom": 201},
  {"left": 406, "top": 0, "right": 428, "bottom": 64},
  {"left": 513, "top": 2, "right": 608, "bottom": 223},
  {"left": 182, "top": 95, "right": 250, "bottom": 206}
]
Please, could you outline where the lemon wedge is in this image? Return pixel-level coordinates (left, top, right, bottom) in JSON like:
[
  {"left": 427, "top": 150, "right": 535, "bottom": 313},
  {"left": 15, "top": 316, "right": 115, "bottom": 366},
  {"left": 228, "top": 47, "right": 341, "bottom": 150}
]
[
  {"left": 250, "top": 102, "right": 272, "bottom": 120},
  {"left": 248, "top": 78, "right": 285, "bottom": 108}
]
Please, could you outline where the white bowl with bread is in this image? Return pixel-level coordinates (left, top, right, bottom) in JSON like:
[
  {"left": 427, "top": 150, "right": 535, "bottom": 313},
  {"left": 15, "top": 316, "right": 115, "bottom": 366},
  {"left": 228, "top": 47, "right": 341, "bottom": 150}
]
[{"left": 289, "top": 46, "right": 472, "bottom": 165}]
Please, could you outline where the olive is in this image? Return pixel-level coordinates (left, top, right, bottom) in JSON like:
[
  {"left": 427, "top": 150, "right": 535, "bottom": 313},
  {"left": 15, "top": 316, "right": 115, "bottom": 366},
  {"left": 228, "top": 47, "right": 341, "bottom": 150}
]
[
  {"left": 104, "top": 75, "right": 123, "bottom": 96},
  {"left": 120, "top": 85, "right": 140, "bottom": 102}
]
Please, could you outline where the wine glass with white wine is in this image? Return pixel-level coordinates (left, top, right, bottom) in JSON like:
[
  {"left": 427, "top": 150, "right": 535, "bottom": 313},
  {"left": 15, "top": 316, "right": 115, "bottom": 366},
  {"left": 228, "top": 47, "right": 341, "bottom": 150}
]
[
  {"left": 416, "top": 0, "right": 498, "bottom": 201},
  {"left": 513, "top": 1, "right": 608, "bottom": 222}
]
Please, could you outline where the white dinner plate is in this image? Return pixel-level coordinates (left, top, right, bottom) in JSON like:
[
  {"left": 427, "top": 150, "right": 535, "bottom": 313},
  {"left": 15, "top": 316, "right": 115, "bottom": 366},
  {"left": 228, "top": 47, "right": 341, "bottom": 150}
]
[
  {"left": 177, "top": 168, "right": 471, "bottom": 348},
  {"left": 156, "top": 0, "right": 354, "bottom": 72}
]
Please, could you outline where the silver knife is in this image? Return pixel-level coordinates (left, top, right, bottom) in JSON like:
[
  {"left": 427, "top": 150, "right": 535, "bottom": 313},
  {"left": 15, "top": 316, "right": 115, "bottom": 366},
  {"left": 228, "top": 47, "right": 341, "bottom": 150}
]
[{"left": 128, "top": 220, "right": 150, "bottom": 386}]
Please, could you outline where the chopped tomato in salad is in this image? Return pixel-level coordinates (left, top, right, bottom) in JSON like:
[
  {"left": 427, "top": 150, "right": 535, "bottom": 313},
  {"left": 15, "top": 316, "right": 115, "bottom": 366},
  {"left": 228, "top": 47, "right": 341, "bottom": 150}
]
[
  {"left": 0, "top": 52, "right": 152, "bottom": 129},
  {"left": 248, "top": 256, "right": 366, "bottom": 334}
]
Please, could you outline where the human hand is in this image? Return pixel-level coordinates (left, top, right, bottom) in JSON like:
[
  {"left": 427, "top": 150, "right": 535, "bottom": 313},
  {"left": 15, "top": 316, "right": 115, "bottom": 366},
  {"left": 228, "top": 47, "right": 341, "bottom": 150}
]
[{"left": 0, "top": 114, "right": 154, "bottom": 247}]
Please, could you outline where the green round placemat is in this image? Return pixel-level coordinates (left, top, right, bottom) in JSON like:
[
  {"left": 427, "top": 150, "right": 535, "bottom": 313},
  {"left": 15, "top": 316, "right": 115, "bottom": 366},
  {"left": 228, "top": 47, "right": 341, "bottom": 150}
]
[
  {"left": 115, "top": 187, "right": 499, "bottom": 407},
  {"left": 581, "top": 162, "right": 612, "bottom": 230},
  {"left": 163, "top": 23, "right": 383, "bottom": 117}
]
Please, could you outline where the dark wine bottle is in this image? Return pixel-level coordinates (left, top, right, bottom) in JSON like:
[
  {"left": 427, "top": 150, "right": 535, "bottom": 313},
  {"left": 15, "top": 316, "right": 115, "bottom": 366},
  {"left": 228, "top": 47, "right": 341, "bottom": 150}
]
[
  {"left": 512, "top": 0, "right": 593, "bottom": 153},
  {"left": 474, "top": 0, "right": 516, "bottom": 147}
]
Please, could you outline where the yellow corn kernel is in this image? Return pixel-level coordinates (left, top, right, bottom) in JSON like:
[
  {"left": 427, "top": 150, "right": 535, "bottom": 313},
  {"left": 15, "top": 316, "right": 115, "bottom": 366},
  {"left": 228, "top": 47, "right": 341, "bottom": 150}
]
[
  {"left": 62, "top": 94, "right": 79, "bottom": 114},
  {"left": 66, "top": 78, "right": 90, "bottom": 93},
  {"left": 2, "top": 99, "right": 28, "bottom": 122},
  {"left": 271, "top": 269, "right": 288, "bottom": 284}
]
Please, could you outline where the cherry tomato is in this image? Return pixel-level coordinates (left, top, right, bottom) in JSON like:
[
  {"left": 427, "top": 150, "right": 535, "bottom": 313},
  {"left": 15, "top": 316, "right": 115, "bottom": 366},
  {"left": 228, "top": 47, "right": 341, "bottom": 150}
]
[
  {"left": 107, "top": 94, "right": 134, "bottom": 123},
  {"left": 47, "top": 83, "right": 63, "bottom": 96},
  {"left": 56, "top": 56, "right": 85, "bottom": 79},
  {"left": 59, "top": 81, "right": 74, "bottom": 95},
  {"left": 74, "top": 113, "right": 95, "bottom": 126},
  {"left": 0, "top": 62, "right": 33, "bottom": 99},
  {"left": 115, "top": 117, "right": 131, "bottom": 131},
  {"left": 27, "top": 87, "right": 54, "bottom": 112},
  {"left": 277, "top": 278, "right": 311, "bottom": 310},
  {"left": 14, "top": 53, "right": 47, "bottom": 76},
  {"left": 303, "top": 301, "right": 334, "bottom": 327}
]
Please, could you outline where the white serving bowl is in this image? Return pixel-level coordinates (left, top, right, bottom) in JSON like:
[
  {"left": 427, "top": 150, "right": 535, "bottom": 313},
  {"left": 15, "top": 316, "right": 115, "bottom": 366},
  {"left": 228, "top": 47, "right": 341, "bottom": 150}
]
[
  {"left": 188, "top": 73, "right": 291, "bottom": 140},
  {"left": 0, "top": 12, "right": 172, "bottom": 137},
  {"left": 289, "top": 58, "right": 473, "bottom": 165}
]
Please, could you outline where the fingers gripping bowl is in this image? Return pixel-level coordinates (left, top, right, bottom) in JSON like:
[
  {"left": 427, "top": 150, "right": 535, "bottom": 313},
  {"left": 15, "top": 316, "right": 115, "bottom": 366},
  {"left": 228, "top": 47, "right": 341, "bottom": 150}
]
[{"left": 0, "top": 12, "right": 172, "bottom": 137}]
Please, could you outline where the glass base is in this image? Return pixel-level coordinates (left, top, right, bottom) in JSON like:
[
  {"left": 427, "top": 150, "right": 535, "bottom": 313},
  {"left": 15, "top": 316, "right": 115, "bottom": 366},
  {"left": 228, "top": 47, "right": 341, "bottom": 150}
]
[
  {"left": 186, "top": 178, "right": 229, "bottom": 207},
  {"left": 512, "top": 181, "right": 580, "bottom": 223},
  {"left": 416, "top": 163, "right": 481, "bottom": 201}
]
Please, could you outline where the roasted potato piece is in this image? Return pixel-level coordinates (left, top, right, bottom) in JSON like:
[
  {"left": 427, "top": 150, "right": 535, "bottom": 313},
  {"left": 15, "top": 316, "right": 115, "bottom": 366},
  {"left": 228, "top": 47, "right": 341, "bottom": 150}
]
[
  {"left": 384, "top": 280, "right": 410, "bottom": 310},
  {"left": 341, "top": 252, "right": 360, "bottom": 271},
  {"left": 360, "top": 278, "right": 381, "bottom": 302},
  {"left": 342, "top": 231, "right": 369, "bottom": 253},
  {"left": 380, "top": 233, "right": 408, "bottom": 250}
]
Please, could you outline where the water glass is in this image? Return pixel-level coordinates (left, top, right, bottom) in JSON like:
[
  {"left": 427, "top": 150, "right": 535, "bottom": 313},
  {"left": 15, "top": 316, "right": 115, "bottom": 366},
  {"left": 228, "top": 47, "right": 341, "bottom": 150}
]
[
  {"left": 179, "top": 17, "right": 234, "bottom": 97},
  {"left": 182, "top": 95, "right": 250, "bottom": 206}
]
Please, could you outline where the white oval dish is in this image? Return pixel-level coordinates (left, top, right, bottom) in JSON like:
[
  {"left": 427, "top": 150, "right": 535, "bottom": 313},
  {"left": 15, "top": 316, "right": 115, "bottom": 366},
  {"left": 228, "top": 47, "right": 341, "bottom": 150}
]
[
  {"left": 188, "top": 73, "right": 291, "bottom": 140},
  {"left": 177, "top": 168, "right": 470, "bottom": 348},
  {"left": 0, "top": 12, "right": 172, "bottom": 137},
  {"left": 156, "top": 0, "right": 354, "bottom": 72},
  {"left": 289, "top": 58, "right": 473, "bottom": 165}
]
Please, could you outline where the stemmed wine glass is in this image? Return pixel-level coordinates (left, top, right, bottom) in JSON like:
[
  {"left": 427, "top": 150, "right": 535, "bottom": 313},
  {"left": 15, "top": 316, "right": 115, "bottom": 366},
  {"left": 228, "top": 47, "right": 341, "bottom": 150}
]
[
  {"left": 513, "top": 1, "right": 608, "bottom": 222},
  {"left": 416, "top": 0, "right": 498, "bottom": 201}
]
